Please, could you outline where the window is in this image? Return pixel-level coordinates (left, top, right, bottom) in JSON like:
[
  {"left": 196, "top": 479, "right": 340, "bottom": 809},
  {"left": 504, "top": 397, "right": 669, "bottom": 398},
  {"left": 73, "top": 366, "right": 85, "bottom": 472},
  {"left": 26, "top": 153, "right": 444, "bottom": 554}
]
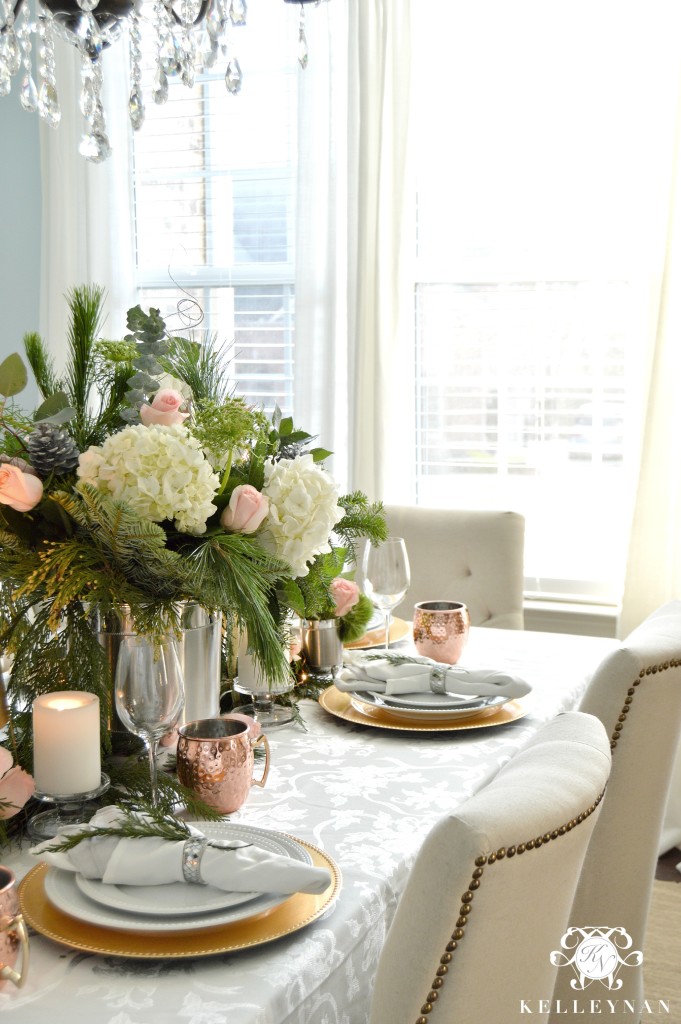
[
  {"left": 411, "top": 4, "right": 680, "bottom": 602},
  {"left": 132, "top": 2, "right": 299, "bottom": 414}
]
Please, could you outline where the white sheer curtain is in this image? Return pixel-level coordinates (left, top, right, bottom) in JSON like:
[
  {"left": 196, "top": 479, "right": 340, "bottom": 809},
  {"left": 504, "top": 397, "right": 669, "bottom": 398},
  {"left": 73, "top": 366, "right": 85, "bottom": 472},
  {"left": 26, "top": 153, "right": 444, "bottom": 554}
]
[
  {"left": 619, "top": 80, "right": 681, "bottom": 640},
  {"left": 39, "top": 37, "right": 136, "bottom": 359},
  {"left": 346, "top": 0, "right": 414, "bottom": 502}
]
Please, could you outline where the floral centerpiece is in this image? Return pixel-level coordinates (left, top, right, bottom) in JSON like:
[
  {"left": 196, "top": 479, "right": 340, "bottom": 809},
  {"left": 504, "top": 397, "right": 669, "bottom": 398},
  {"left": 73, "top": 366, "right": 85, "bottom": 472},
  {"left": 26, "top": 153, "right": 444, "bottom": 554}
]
[{"left": 0, "top": 286, "right": 386, "bottom": 841}]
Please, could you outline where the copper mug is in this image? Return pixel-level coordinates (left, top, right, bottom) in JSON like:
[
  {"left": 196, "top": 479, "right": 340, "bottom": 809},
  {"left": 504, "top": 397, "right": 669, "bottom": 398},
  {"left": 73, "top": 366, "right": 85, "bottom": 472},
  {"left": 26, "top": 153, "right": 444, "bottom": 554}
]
[
  {"left": 176, "top": 718, "right": 270, "bottom": 814},
  {"left": 413, "top": 601, "right": 470, "bottom": 664},
  {"left": 0, "top": 866, "right": 29, "bottom": 990}
]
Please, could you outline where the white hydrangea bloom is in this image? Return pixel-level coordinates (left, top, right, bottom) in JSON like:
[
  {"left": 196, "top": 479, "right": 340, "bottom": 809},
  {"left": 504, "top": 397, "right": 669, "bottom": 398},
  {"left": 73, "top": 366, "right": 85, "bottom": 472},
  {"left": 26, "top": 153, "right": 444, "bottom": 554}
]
[
  {"left": 261, "top": 454, "right": 344, "bottom": 578},
  {"left": 77, "top": 424, "right": 219, "bottom": 535}
]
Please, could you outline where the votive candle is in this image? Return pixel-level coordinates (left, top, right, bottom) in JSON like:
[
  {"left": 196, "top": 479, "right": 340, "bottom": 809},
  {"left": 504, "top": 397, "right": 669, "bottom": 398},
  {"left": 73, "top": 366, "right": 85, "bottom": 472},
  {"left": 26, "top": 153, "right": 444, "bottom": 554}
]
[{"left": 32, "top": 691, "right": 101, "bottom": 797}]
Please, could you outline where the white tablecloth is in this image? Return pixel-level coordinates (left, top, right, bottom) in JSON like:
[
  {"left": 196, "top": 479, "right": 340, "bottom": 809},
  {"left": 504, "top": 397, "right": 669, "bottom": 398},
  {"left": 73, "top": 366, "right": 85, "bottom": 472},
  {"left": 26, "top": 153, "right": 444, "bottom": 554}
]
[{"left": 0, "top": 628, "right": 617, "bottom": 1024}]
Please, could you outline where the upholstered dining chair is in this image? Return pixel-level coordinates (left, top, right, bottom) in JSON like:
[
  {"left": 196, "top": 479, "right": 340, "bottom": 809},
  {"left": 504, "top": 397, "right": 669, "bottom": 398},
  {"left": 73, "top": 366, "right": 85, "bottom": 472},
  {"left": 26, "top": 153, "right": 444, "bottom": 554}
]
[
  {"left": 382, "top": 507, "right": 525, "bottom": 628},
  {"left": 369, "top": 711, "right": 612, "bottom": 1024},
  {"left": 549, "top": 600, "right": 681, "bottom": 1022}
]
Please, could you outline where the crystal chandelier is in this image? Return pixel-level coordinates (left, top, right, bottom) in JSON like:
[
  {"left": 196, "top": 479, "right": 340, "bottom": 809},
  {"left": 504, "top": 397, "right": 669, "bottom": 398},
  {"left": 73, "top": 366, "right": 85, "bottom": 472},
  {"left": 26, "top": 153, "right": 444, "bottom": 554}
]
[{"left": 0, "top": 0, "right": 327, "bottom": 162}]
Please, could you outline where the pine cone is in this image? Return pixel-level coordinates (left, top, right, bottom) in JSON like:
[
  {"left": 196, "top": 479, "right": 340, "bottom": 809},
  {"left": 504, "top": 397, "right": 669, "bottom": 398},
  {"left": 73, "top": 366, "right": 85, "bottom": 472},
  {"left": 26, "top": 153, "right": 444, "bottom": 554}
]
[{"left": 27, "top": 424, "right": 80, "bottom": 477}]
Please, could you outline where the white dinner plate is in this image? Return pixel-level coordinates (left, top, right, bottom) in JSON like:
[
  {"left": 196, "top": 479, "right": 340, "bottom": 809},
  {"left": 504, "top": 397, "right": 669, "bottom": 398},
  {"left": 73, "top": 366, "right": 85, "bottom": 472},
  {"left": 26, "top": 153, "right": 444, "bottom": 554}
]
[
  {"left": 44, "top": 822, "right": 313, "bottom": 932},
  {"left": 378, "top": 690, "right": 492, "bottom": 710},
  {"left": 350, "top": 690, "right": 509, "bottom": 722}
]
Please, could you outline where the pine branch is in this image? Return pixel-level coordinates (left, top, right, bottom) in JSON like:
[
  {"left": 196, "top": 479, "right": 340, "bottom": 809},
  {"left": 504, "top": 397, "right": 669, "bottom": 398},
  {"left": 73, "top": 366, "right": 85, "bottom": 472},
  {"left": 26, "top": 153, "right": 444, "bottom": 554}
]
[
  {"left": 42, "top": 807, "right": 194, "bottom": 855},
  {"left": 163, "top": 333, "right": 235, "bottom": 404},
  {"left": 23, "top": 332, "right": 61, "bottom": 399},
  {"left": 65, "top": 285, "right": 106, "bottom": 446}
]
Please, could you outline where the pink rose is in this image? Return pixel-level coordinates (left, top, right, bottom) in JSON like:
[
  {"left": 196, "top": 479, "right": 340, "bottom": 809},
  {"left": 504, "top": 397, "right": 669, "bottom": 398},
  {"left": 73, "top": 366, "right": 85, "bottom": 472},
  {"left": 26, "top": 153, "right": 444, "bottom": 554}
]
[
  {"left": 139, "top": 388, "right": 189, "bottom": 427},
  {"left": 330, "top": 577, "right": 360, "bottom": 618},
  {"left": 220, "top": 484, "right": 269, "bottom": 534},
  {"left": 0, "top": 746, "right": 35, "bottom": 819},
  {"left": 0, "top": 463, "right": 43, "bottom": 512}
]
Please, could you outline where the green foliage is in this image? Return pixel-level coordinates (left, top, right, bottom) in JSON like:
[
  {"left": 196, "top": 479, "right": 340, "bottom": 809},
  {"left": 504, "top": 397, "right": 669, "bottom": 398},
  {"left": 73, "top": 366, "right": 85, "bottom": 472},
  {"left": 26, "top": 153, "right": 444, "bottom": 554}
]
[
  {"left": 163, "top": 333, "right": 233, "bottom": 405},
  {"left": 336, "top": 492, "right": 387, "bottom": 565},
  {"left": 0, "top": 353, "right": 28, "bottom": 398},
  {"left": 192, "top": 397, "right": 267, "bottom": 477},
  {"left": 23, "top": 332, "right": 59, "bottom": 399},
  {"left": 338, "top": 592, "right": 374, "bottom": 642},
  {"left": 121, "top": 304, "right": 169, "bottom": 422}
]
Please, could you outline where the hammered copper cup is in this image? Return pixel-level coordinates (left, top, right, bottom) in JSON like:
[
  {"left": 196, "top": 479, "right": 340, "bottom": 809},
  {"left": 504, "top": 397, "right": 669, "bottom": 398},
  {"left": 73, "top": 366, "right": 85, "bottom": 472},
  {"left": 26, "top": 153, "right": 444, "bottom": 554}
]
[
  {"left": 413, "top": 601, "right": 471, "bottom": 664},
  {"left": 0, "top": 866, "right": 29, "bottom": 990},
  {"left": 176, "top": 718, "right": 270, "bottom": 814}
]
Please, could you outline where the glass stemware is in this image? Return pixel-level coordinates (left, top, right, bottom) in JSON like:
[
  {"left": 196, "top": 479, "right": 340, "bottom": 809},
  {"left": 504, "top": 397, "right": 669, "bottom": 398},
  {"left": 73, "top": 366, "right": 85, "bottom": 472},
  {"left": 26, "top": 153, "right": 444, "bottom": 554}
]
[
  {"left": 115, "top": 635, "right": 185, "bottom": 806},
  {"left": 362, "top": 537, "right": 411, "bottom": 649}
]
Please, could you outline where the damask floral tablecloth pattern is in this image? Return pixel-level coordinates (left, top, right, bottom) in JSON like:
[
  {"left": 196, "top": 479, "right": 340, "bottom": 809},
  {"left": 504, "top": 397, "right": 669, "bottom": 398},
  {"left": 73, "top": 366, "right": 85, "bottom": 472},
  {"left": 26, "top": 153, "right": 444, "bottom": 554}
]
[{"left": 0, "top": 628, "right": 618, "bottom": 1024}]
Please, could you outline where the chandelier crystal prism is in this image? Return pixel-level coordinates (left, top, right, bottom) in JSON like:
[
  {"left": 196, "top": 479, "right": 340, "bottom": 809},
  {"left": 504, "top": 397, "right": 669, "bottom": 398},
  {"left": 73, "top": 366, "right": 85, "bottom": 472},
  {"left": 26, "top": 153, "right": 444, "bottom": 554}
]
[{"left": 0, "top": 0, "right": 327, "bottom": 162}]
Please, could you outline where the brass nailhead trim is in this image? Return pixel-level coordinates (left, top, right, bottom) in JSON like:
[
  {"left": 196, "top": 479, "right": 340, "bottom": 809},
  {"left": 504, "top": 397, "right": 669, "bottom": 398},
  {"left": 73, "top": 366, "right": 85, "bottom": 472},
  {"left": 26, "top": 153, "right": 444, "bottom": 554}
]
[
  {"left": 609, "top": 658, "right": 680, "bottom": 751},
  {"left": 412, "top": 788, "right": 606, "bottom": 1024}
]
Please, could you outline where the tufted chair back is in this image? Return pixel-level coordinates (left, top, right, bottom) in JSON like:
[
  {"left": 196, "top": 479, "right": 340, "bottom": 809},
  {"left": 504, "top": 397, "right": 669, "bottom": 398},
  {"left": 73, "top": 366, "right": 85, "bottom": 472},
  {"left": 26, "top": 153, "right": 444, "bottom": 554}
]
[
  {"left": 550, "top": 601, "right": 681, "bottom": 1021},
  {"left": 369, "top": 712, "right": 612, "bottom": 1024},
  {"left": 382, "top": 507, "right": 525, "bottom": 628}
]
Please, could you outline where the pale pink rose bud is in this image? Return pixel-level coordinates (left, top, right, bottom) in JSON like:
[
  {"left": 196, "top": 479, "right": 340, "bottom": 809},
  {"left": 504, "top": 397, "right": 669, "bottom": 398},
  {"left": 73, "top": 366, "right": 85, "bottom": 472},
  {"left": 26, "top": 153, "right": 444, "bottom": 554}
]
[
  {"left": 330, "top": 577, "right": 361, "bottom": 618},
  {"left": 139, "top": 388, "right": 189, "bottom": 427},
  {"left": 220, "top": 484, "right": 270, "bottom": 534},
  {"left": 0, "top": 463, "right": 43, "bottom": 512}
]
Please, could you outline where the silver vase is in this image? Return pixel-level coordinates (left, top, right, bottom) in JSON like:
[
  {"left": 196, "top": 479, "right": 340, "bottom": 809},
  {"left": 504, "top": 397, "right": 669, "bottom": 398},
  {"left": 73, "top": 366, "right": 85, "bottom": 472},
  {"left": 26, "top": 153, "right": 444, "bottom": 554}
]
[
  {"left": 92, "top": 603, "right": 222, "bottom": 752},
  {"left": 302, "top": 618, "right": 344, "bottom": 681}
]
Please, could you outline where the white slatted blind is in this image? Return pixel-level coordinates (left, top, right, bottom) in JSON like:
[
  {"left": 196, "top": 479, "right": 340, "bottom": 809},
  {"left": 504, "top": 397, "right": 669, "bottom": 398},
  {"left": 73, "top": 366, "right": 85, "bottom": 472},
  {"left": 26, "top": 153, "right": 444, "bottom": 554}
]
[
  {"left": 411, "top": 3, "right": 680, "bottom": 600},
  {"left": 132, "top": 2, "right": 299, "bottom": 414}
]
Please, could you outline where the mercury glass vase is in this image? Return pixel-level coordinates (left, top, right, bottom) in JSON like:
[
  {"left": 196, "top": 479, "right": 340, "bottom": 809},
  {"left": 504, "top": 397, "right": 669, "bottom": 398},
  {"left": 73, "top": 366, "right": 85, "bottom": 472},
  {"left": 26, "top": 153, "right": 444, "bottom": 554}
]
[{"left": 302, "top": 618, "right": 344, "bottom": 682}]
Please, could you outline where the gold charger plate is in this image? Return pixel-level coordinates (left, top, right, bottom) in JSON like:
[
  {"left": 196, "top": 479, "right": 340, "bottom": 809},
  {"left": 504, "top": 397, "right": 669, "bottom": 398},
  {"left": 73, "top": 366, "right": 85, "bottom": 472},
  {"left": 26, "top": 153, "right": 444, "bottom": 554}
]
[
  {"left": 20, "top": 840, "right": 340, "bottom": 959},
  {"left": 344, "top": 617, "right": 410, "bottom": 650},
  {"left": 319, "top": 685, "right": 527, "bottom": 733}
]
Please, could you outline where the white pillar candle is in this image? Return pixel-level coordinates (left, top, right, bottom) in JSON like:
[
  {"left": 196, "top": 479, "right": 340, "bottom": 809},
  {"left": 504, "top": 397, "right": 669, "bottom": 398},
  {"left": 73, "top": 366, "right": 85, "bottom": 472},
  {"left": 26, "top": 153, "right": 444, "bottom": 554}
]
[{"left": 32, "top": 691, "right": 101, "bottom": 797}]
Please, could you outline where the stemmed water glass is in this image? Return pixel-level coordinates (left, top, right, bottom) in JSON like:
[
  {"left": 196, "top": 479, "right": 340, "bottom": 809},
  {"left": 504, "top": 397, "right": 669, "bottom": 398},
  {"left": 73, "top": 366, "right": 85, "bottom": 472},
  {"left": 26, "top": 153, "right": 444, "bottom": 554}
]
[
  {"left": 115, "top": 635, "right": 185, "bottom": 806},
  {"left": 362, "top": 537, "right": 411, "bottom": 649}
]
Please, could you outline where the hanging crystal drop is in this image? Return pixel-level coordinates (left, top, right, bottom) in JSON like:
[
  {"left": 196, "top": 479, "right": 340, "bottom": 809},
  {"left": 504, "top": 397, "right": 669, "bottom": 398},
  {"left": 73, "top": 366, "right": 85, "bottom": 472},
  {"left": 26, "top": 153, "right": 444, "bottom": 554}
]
[
  {"left": 159, "top": 31, "right": 182, "bottom": 75},
  {"left": 224, "top": 56, "right": 242, "bottom": 94},
  {"left": 19, "top": 71, "right": 38, "bottom": 111},
  {"left": 152, "top": 65, "right": 169, "bottom": 104},
  {"left": 298, "top": 10, "right": 308, "bottom": 70},
  {"left": 229, "top": 0, "right": 246, "bottom": 27},
  {"left": 37, "top": 13, "right": 60, "bottom": 127},
  {"left": 79, "top": 129, "right": 111, "bottom": 162},
  {"left": 206, "top": 2, "right": 225, "bottom": 40},
  {"left": 75, "top": 13, "right": 104, "bottom": 61},
  {"left": 76, "top": 0, "right": 100, "bottom": 11},
  {"left": 5, "top": 31, "right": 21, "bottom": 76},
  {"left": 0, "top": 62, "right": 11, "bottom": 98},
  {"left": 38, "top": 80, "right": 60, "bottom": 126},
  {"left": 80, "top": 70, "right": 96, "bottom": 119},
  {"left": 127, "top": 10, "right": 144, "bottom": 129},
  {"left": 202, "top": 35, "right": 219, "bottom": 69},
  {"left": 128, "top": 83, "right": 144, "bottom": 129}
]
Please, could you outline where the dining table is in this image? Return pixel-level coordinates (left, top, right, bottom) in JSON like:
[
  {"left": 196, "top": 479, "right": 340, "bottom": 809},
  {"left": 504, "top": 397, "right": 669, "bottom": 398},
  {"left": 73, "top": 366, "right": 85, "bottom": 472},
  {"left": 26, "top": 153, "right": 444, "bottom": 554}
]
[{"left": 0, "top": 625, "right": 620, "bottom": 1024}]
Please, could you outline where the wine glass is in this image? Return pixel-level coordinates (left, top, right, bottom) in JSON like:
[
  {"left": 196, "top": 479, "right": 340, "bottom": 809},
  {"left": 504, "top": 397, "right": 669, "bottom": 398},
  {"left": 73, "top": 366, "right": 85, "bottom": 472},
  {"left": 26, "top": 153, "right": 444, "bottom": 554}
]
[
  {"left": 115, "top": 635, "right": 185, "bottom": 806},
  {"left": 362, "top": 537, "right": 411, "bottom": 649}
]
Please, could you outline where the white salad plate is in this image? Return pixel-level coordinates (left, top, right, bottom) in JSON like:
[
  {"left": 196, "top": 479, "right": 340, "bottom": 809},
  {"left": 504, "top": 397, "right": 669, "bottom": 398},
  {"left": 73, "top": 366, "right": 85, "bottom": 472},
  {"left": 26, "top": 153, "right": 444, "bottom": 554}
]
[{"left": 350, "top": 690, "right": 510, "bottom": 722}]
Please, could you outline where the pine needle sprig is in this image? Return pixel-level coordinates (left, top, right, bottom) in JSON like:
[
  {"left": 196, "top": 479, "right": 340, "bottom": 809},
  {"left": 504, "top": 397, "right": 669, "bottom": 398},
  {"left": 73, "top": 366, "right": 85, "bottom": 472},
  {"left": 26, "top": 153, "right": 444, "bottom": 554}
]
[{"left": 42, "top": 806, "right": 194, "bottom": 856}]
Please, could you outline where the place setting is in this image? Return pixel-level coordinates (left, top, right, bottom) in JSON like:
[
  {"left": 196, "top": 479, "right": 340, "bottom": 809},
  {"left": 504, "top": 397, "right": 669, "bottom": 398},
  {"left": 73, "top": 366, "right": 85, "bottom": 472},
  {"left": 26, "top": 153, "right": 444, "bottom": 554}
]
[{"left": 319, "top": 560, "right": 532, "bottom": 732}]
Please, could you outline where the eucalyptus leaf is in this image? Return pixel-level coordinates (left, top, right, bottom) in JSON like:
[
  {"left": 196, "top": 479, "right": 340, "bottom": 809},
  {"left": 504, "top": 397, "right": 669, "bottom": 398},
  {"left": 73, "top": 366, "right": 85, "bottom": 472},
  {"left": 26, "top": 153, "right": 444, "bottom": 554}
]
[
  {"left": 279, "top": 416, "right": 294, "bottom": 436},
  {"left": 34, "top": 391, "right": 75, "bottom": 423},
  {"left": 0, "top": 353, "right": 27, "bottom": 398},
  {"left": 310, "top": 447, "right": 333, "bottom": 462}
]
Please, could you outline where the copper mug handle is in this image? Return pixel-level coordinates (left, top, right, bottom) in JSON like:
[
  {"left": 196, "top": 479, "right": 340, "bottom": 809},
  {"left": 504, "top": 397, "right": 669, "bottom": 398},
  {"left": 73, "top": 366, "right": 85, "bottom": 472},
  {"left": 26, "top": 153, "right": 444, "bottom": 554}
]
[
  {"left": 251, "top": 733, "right": 270, "bottom": 789},
  {"left": 0, "top": 912, "right": 29, "bottom": 989}
]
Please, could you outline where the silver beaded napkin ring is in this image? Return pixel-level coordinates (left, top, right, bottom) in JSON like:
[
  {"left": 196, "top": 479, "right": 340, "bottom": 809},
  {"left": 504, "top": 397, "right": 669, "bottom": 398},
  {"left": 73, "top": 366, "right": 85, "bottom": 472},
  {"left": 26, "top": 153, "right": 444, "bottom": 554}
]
[
  {"left": 182, "top": 837, "right": 209, "bottom": 885},
  {"left": 430, "top": 667, "right": 448, "bottom": 694}
]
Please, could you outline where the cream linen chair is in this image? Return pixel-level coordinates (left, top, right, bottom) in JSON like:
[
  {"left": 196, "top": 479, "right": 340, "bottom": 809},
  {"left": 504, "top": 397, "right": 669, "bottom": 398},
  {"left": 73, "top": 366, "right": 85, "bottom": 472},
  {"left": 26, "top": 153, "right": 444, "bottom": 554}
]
[
  {"left": 383, "top": 507, "right": 525, "bottom": 628},
  {"left": 550, "top": 601, "right": 681, "bottom": 1022},
  {"left": 369, "top": 712, "right": 612, "bottom": 1024}
]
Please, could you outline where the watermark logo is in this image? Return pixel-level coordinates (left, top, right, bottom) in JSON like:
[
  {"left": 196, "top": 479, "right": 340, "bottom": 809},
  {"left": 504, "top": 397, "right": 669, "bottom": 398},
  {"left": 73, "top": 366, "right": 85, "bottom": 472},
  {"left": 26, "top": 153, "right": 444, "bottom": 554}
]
[{"left": 550, "top": 927, "right": 643, "bottom": 991}]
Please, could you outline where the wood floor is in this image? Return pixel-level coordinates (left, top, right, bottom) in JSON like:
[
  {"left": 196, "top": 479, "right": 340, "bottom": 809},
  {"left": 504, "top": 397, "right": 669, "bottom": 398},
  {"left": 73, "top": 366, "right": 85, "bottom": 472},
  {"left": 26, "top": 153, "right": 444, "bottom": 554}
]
[{"left": 642, "top": 849, "right": 681, "bottom": 1022}]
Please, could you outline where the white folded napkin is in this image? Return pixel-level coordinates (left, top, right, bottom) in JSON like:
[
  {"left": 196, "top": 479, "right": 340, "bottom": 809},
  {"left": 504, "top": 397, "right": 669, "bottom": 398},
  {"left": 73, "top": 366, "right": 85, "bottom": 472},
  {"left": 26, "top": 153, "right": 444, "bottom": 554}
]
[
  {"left": 31, "top": 806, "right": 331, "bottom": 896},
  {"left": 336, "top": 651, "right": 531, "bottom": 699}
]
